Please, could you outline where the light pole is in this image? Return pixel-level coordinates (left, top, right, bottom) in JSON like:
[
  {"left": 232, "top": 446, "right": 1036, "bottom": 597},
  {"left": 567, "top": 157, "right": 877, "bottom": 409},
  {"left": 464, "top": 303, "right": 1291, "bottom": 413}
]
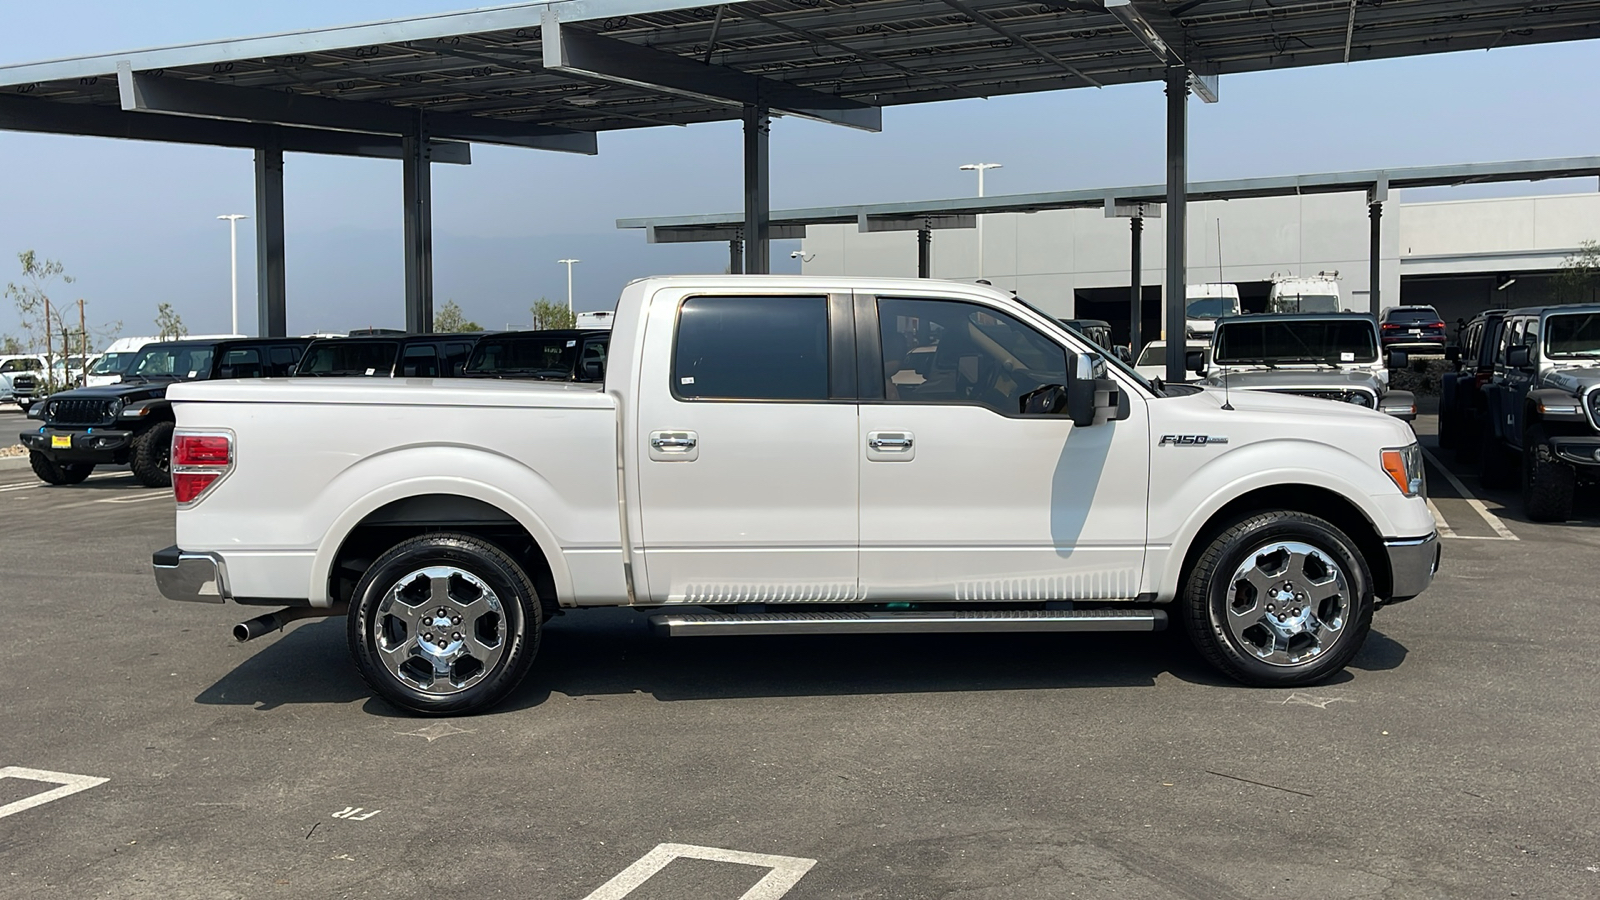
[
  {"left": 558, "top": 258, "right": 580, "bottom": 314},
  {"left": 217, "top": 214, "right": 249, "bottom": 335},
  {"left": 959, "top": 163, "right": 1001, "bottom": 280}
]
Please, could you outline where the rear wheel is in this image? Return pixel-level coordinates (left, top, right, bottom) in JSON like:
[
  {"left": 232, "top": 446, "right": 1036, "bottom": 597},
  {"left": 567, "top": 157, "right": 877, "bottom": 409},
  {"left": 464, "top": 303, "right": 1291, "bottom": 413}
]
[
  {"left": 130, "top": 420, "right": 174, "bottom": 488},
  {"left": 1181, "top": 511, "right": 1374, "bottom": 688},
  {"left": 1522, "top": 428, "right": 1576, "bottom": 522},
  {"left": 30, "top": 450, "right": 92, "bottom": 486},
  {"left": 348, "top": 533, "right": 542, "bottom": 716}
]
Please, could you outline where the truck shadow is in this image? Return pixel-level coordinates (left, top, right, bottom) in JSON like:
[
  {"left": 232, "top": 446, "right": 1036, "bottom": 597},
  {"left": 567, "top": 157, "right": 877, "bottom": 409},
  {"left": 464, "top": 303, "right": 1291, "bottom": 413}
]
[{"left": 193, "top": 610, "right": 1409, "bottom": 715}]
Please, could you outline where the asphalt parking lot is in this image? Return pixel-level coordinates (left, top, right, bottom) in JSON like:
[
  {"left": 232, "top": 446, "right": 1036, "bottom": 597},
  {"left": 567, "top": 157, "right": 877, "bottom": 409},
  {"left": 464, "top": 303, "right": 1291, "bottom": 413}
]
[{"left": 2, "top": 404, "right": 1598, "bottom": 900}]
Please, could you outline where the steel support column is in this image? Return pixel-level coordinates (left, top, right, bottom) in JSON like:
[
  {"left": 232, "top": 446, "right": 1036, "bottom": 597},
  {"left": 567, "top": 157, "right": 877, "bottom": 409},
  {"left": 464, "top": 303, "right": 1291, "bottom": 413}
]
[
  {"left": 403, "top": 112, "right": 434, "bottom": 333},
  {"left": 1163, "top": 67, "right": 1190, "bottom": 384},
  {"left": 1368, "top": 200, "right": 1383, "bottom": 316},
  {"left": 917, "top": 227, "right": 932, "bottom": 278},
  {"left": 1129, "top": 215, "right": 1144, "bottom": 354},
  {"left": 742, "top": 104, "right": 771, "bottom": 275},
  {"left": 253, "top": 143, "right": 286, "bottom": 337},
  {"left": 729, "top": 236, "right": 744, "bottom": 275}
]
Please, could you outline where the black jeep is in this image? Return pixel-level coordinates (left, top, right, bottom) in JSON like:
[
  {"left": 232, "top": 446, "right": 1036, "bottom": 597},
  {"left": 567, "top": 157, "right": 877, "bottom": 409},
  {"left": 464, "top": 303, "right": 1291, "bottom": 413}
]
[
  {"left": 19, "top": 337, "right": 309, "bottom": 487},
  {"left": 1438, "top": 308, "right": 1509, "bottom": 460},
  {"left": 292, "top": 333, "right": 481, "bottom": 378},
  {"left": 1479, "top": 304, "right": 1600, "bottom": 521},
  {"left": 461, "top": 329, "right": 610, "bottom": 382}
]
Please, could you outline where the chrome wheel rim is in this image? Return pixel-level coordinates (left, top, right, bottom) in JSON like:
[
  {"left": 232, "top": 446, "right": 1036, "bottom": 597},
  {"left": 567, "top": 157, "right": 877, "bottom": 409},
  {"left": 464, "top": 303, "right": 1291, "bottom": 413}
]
[
  {"left": 1223, "top": 540, "right": 1350, "bottom": 667},
  {"left": 373, "top": 566, "right": 508, "bottom": 695}
]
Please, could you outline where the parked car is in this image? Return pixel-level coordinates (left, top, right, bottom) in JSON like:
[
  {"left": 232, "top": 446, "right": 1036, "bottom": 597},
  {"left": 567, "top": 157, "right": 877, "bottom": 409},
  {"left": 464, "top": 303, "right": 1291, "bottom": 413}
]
[
  {"left": 1439, "top": 309, "right": 1510, "bottom": 459},
  {"left": 1184, "top": 283, "right": 1241, "bottom": 341},
  {"left": 1478, "top": 304, "right": 1600, "bottom": 521},
  {"left": 152, "top": 275, "right": 1437, "bottom": 715},
  {"left": 1268, "top": 274, "right": 1343, "bottom": 313},
  {"left": 1380, "top": 306, "right": 1448, "bottom": 352},
  {"left": 1134, "top": 340, "right": 1210, "bottom": 382},
  {"left": 294, "top": 334, "right": 481, "bottom": 378},
  {"left": 1, "top": 355, "right": 47, "bottom": 408},
  {"left": 1201, "top": 313, "right": 1416, "bottom": 421},
  {"left": 1056, "top": 319, "right": 1130, "bottom": 362},
  {"left": 462, "top": 330, "right": 610, "bottom": 382},
  {"left": 19, "top": 337, "right": 309, "bottom": 487},
  {"left": 84, "top": 336, "right": 160, "bottom": 387}
]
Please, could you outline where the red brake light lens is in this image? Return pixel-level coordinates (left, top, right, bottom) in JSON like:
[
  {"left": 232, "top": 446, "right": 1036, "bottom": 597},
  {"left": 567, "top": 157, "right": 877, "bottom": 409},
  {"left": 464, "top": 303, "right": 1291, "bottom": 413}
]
[
  {"left": 175, "top": 434, "right": 231, "bottom": 466},
  {"left": 173, "top": 471, "right": 221, "bottom": 504}
]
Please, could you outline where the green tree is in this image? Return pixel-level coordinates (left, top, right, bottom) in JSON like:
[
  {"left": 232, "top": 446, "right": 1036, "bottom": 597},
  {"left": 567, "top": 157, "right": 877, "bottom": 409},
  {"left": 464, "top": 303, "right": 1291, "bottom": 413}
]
[
  {"left": 4, "top": 250, "right": 74, "bottom": 354},
  {"left": 530, "top": 298, "right": 575, "bottom": 330},
  {"left": 1, "top": 334, "right": 22, "bottom": 355},
  {"left": 155, "top": 302, "right": 188, "bottom": 340},
  {"left": 1553, "top": 240, "right": 1600, "bottom": 304},
  {"left": 434, "top": 300, "right": 482, "bottom": 333}
]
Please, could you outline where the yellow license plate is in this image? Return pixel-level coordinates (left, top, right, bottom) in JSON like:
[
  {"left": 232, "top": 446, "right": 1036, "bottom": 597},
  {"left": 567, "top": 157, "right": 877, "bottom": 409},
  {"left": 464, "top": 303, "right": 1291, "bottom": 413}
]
[{"left": 50, "top": 434, "right": 71, "bottom": 449}]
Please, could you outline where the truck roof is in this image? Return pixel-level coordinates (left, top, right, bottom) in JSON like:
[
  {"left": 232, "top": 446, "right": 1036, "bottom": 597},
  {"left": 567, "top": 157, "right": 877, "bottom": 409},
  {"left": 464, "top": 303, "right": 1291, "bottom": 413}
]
[{"left": 1214, "top": 312, "right": 1377, "bottom": 326}]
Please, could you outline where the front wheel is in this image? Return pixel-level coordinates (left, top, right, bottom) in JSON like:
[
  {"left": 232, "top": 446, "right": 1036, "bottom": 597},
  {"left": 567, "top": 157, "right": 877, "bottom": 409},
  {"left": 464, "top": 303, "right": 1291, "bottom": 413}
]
[
  {"left": 1522, "top": 429, "right": 1576, "bottom": 522},
  {"left": 30, "top": 450, "right": 92, "bottom": 486},
  {"left": 130, "top": 420, "right": 174, "bottom": 488},
  {"left": 347, "top": 533, "right": 542, "bottom": 716},
  {"left": 1181, "top": 511, "right": 1374, "bottom": 687}
]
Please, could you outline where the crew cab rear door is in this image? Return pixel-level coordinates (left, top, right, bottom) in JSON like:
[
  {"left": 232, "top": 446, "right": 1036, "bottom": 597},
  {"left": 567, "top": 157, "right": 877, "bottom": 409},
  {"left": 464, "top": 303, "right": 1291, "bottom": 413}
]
[{"left": 633, "top": 291, "right": 859, "bottom": 604}]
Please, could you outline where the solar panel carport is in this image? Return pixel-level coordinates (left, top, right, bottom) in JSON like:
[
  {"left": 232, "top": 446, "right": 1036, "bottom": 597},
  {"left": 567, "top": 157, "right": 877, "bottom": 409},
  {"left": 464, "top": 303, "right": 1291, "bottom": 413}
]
[{"left": 2, "top": 0, "right": 1598, "bottom": 380}]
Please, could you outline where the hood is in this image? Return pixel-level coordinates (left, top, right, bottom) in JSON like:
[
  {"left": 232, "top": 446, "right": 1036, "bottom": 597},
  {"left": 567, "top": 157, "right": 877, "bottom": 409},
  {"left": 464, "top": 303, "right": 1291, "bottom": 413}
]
[
  {"left": 1203, "top": 368, "right": 1382, "bottom": 393},
  {"left": 42, "top": 381, "right": 172, "bottom": 404},
  {"left": 1179, "top": 382, "right": 1410, "bottom": 432},
  {"left": 1541, "top": 366, "right": 1600, "bottom": 393}
]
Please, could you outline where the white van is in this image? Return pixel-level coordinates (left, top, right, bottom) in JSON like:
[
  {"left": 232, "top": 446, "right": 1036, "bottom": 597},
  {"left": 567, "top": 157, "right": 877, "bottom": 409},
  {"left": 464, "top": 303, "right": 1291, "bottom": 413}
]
[
  {"left": 575, "top": 310, "right": 615, "bottom": 330},
  {"left": 1268, "top": 274, "right": 1343, "bottom": 313},
  {"left": 84, "top": 336, "right": 159, "bottom": 386},
  {"left": 1184, "top": 283, "right": 1241, "bottom": 340}
]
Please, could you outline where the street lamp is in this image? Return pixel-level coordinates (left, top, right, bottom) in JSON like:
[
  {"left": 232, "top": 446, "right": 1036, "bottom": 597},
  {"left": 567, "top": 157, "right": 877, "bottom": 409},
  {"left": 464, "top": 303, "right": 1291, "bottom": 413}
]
[
  {"left": 217, "top": 214, "right": 249, "bottom": 335},
  {"left": 558, "top": 258, "right": 580, "bottom": 314},
  {"left": 959, "top": 163, "right": 1001, "bottom": 281}
]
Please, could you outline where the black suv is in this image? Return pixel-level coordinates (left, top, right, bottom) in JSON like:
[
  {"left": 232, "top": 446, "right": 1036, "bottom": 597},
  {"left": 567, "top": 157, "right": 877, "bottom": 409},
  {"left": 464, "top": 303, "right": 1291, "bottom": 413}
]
[
  {"left": 1379, "top": 305, "right": 1448, "bottom": 352},
  {"left": 20, "top": 337, "right": 309, "bottom": 487},
  {"left": 293, "top": 334, "right": 481, "bottom": 378},
  {"left": 1438, "top": 308, "right": 1509, "bottom": 460},
  {"left": 462, "top": 329, "right": 610, "bottom": 382},
  {"left": 1479, "top": 304, "right": 1600, "bottom": 520}
]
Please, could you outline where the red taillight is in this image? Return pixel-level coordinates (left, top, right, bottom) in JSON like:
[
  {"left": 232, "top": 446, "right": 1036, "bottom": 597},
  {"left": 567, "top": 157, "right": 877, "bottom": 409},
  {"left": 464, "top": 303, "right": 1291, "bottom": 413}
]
[
  {"left": 174, "top": 434, "right": 231, "bottom": 466},
  {"left": 1381, "top": 323, "right": 1402, "bottom": 330},
  {"left": 172, "top": 431, "right": 232, "bottom": 506}
]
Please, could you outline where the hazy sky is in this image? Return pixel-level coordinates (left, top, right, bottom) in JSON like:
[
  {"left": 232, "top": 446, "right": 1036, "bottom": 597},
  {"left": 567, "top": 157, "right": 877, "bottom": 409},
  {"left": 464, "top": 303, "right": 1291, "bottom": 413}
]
[{"left": 2, "top": 2, "right": 1598, "bottom": 340}]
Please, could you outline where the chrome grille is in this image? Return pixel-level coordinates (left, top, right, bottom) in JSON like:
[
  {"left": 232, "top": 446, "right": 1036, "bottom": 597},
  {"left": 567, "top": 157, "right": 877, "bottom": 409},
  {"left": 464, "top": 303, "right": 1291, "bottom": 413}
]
[{"left": 47, "top": 397, "right": 115, "bottom": 425}]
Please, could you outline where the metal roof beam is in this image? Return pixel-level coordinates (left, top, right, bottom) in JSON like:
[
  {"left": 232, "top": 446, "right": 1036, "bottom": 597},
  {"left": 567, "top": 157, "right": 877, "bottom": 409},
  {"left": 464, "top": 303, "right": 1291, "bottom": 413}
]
[
  {"left": 115, "top": 62, "right": 597, "bottom": 153},
  {"left": 0, "top": 93, "right": 470, "bottom": 163},
  {"left": 938, "top": 0, "right": 1102, "bottom": 88},
  {"left": 540, "top": 13, "right": 881, "bottom": 131},
  {"left": 1102, "top": 0, "right": 1219, "bottom": 102}
]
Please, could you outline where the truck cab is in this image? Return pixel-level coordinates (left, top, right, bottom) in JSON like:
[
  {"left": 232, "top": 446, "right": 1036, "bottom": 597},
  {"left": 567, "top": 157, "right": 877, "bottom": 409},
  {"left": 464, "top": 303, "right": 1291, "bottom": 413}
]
[{"left": 1268, "top": 274, "right": 1343, "bottom": 314}]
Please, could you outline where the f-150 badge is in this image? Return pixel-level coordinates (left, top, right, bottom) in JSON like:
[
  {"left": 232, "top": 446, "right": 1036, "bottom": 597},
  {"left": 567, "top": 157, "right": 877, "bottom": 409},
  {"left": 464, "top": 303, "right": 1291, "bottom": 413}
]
[{"left": 1159, "top": 435, "right": 1229, "bottom": 447}]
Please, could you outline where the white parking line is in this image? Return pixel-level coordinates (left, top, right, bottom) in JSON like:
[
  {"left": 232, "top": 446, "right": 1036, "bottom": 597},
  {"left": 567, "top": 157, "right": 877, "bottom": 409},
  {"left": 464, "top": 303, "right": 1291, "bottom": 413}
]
[
  {"left": 1421, "top": 447, "right": 1519, "bottom": 541},
  {"left": 97, "top": 492, "right": 171, "bottom": 505},
  {"left": 582, "top": 844, "right": 817, "bottom": 900},
  {"left": 0, "top": 767, "right": 108, "bottom": 820}
]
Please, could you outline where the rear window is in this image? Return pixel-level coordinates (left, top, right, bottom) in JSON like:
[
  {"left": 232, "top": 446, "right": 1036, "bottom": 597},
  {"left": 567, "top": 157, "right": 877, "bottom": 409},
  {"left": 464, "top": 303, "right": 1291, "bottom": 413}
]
[
  {"left": 296, "top": 341, "right": 399, "bottom": 376},
  {"left": 1384, "top": 308, "right": 1441, "bottom": 325},
  {"left": 673, "top": 296, "right": 829, "bottom": 401}
]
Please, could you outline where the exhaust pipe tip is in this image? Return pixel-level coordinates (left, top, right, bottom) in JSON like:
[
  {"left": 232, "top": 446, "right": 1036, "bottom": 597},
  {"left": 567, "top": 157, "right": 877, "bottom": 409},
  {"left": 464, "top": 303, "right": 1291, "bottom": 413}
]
[{"left": 233, "top": 613, "right": 282, "bottom": 643}]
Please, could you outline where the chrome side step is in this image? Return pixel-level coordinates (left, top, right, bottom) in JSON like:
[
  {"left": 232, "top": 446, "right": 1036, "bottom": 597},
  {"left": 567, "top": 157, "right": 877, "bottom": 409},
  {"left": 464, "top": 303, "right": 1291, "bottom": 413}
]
[{"left": 649, "top": 608, "right": 1166, "bottom": 637}]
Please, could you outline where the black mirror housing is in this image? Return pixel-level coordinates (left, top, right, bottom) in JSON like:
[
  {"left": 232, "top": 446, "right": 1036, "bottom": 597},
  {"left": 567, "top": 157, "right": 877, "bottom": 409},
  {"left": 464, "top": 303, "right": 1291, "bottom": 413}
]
[
  {"left": 1185, "top": 349, "right": 1206, "bottom": 374},
  {"left": 1387, "top": 349, "right": 1409, "bottom": 370},
  {"left": 1064, "top": 352, "right": 1128, "bottom": 427},
  {"left": 1444, "top": 346, "right": 1461, "bottom": 363},
  {"left": 1507, "top": 346, "right": 1532, "bottom": 369}
]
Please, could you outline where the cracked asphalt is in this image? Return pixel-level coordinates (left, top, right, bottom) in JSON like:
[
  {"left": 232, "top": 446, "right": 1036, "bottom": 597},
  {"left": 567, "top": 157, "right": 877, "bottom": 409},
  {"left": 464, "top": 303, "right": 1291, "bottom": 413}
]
[{"left": 2, "top": 404, "right": 1598, "bottom": 899}]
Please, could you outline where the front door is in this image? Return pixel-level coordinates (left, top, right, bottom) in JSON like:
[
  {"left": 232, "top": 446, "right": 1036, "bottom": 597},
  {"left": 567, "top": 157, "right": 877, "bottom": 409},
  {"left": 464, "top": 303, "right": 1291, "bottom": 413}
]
[
  {"left": 857, "top": 294, "right": 1150, "bottom": 602},
  {"left": 635, "top": 292, "right": 859, "bottom": 604}
]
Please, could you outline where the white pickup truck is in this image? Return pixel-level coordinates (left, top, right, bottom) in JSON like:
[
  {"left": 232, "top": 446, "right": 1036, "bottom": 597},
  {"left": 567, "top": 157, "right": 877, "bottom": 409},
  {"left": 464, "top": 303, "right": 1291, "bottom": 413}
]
[{"left": 153, "top": 276, "right": 1439, "bottom": 715}]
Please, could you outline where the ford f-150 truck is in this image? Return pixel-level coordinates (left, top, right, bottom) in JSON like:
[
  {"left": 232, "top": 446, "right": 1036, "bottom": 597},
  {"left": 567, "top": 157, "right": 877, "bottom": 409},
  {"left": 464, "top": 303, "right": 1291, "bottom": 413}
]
[{"left": 152, "top": 276, "right": 1439, "bottom": 715}]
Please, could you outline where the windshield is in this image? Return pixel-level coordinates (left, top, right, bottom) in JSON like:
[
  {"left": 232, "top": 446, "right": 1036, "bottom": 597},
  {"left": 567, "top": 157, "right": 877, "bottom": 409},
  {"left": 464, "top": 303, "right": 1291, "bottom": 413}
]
[
  {"left": 465, "top": 335, "right": 581, "bottom": 379},
  {"left": 128, "top": 344, "right": 216, "bottom": 380},
  {"left": 296, "top": 341, "right": 399, "bottom": 376},
  {"left": 1545, "top": 313, "right": 1600, "bottom": 358},
  {"left": 1214, "top": 320, "right": 1377, "bottom": 365},
  {"left": 1136, "top": 344, "right": 1166, "bottom": 366},
  {"left": 89, "top": 352, "right": 137, "bottom": 375},
  {"left": 1009, "top": 294, "right": 1156, "bottom": 393},
  {"left": 1384, "top": 308, "right": 1441, "bottom": 325},
  {"left": 1186, "top": 297, "right": 1240, "bottom": 319},
  {"left": 1272, "top": 294, "right": 1341, "bottom": 314}
]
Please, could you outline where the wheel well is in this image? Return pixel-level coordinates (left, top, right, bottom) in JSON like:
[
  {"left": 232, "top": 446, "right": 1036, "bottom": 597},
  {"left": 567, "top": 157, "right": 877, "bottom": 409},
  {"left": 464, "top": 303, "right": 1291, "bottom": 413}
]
[
  {"left": 328, "top": 494, "right": 559, "bottom": 616},
  {"left": 1179, "top": 485, "right": 1392, "bottom": 600}
]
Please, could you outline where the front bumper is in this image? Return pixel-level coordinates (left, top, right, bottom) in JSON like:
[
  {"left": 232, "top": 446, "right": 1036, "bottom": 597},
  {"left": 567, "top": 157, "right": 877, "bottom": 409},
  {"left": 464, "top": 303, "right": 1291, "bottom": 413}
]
[
  {"left": 1383, "top": 532, "right": 1441, "bottom": 605},
  {"left": 1549, "top": 435, "right": 1600, "bottom": 468},
  {"left": 19, "top": 427, "right": 133, "bottom": 462},
  {"left": 152, "top": 545, "right": 230, "bottom": 604}
]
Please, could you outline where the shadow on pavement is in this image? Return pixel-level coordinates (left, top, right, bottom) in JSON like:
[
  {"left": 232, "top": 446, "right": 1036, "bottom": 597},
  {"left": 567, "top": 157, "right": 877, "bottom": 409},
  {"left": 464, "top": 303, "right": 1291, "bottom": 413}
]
[{"left": 193, "top": 618, "right": 369, "bottom": 710}]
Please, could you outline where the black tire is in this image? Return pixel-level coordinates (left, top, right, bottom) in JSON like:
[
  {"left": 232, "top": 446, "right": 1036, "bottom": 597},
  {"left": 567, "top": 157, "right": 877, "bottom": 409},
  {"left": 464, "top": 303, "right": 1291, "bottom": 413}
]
[
  {"left": 1522, "top": 429, "right": 1576, "bottom": 523},
  {"left": 1478, "top": 425, "right": 1517, "bottom": 489},
  {"left": 30, "top": 450, "right": 92, "bottom": 486},
  {"left": 130, "top": 420, "right": 174, "bottom": 488},
  {"left": 1181, "top": 511, "right": 1374, "bottom": 688},
  {"left": 347, "top": 532, "right": 542, "bottom": 716}
]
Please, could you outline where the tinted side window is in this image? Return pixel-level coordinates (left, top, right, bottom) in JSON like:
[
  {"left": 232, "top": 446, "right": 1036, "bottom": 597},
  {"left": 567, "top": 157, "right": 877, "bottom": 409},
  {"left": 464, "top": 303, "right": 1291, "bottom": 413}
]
[
  {"left": 401, "top": 344, "right": 441, "bottom": 377},
  {"left": 218, "top": 348, "right": 263, "bottom": 379},
  {"left": 674, "top": 296, "right": 829, "bottom": 401},
  {"left": 877, "top": 297, "right": 1067, "bottom": 416}
]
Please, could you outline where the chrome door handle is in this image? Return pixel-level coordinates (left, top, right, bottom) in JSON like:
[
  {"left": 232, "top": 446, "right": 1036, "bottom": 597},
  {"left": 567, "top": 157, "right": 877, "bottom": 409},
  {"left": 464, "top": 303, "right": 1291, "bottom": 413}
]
[
  {"left": 868, "top": 434, "right": 913, "bottom": 451},
  {"left": 650, "top": 433, "right": 697, "bottom": 450}
]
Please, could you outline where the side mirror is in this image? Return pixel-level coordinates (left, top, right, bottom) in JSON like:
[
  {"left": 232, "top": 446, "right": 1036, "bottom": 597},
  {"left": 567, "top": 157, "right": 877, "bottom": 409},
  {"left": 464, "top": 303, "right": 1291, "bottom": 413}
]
[
  {"left": 1065, "top": 352, "right": 1129, "bottom": 427},
  {"left": 1387, "top": 349, "right": 1409, "bottom": 370},
  {"left": 1507, "top": 346, "right": 1532, "bottom": 369},
  {"left": 1185, "top": 350, "right": 1207, "bottom": 375},
  {"left": 581, "top": 359, "right": 605, "bottom": 382},
  {"left": 1444, "top": 346, "right": 1461, "bottom": 363}
]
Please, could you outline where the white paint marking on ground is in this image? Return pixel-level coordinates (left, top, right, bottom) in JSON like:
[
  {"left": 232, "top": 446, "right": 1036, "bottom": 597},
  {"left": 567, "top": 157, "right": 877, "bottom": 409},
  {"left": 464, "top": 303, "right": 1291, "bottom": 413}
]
[
  {"left": 1421, "top": 447, "right": 1519, "bottom": 541},
  {"left": 581, "top": 843, "right": 817, "bottom": 900},
  {"left": 0, "top": 482, "right": 38, "bottom": 493},
  {"left": 1426, "top": 499, "right": 1457, "bottom": 539},
  {"left": 0, "top": 767, "right": 109, "bottom": 820},
  {"left": 331, "top": 807, "right": 381, "bottom": 821},
  {"left": 96, "top": 492, "right": 171, "bottom": 505}
]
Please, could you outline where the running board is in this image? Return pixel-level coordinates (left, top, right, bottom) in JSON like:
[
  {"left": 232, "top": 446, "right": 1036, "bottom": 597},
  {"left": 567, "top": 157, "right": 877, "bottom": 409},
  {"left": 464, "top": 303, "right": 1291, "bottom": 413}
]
[{"left": 649, "top": 608, "right": 1166, "bottom": 637}]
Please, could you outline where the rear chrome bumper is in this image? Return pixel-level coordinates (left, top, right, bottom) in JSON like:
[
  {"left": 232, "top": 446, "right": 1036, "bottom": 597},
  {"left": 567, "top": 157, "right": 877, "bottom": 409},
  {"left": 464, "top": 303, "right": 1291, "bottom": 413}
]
[
  {"left": 1383, "top": 532, "right": 1440, "bottom": 605},
  {"left": 152, "top": 545, "right": 230, "bottom": 604}
]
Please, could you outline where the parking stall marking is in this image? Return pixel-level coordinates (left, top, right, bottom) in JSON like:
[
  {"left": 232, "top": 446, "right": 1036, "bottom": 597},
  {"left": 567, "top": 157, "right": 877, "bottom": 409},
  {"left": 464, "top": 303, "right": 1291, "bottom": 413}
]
[
  {"left": 0, "top": 767, "right": 108, "bottom": 820},
  {"left": 581, "top": 843, "right": 817, "bottom": 900},
  {"left": 1421, "top": 447, "right": 1518, "bottom": 541}
]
